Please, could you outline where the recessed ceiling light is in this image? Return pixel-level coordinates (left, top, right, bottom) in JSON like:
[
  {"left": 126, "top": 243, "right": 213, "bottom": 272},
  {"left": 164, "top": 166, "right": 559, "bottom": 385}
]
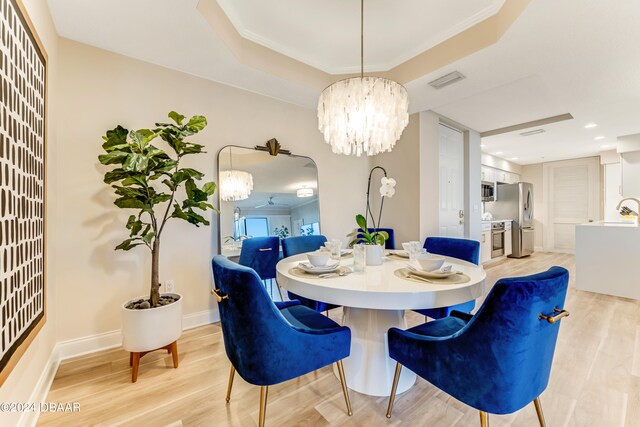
[
  {"left": 594, "top": 136, "right": 605, "bottom": 140},
  {"left": 480, "top": 144, "right": 486, "bottom": 148},
  {"left": 495, "top": 151, "right": 504, "bottom": 155},
  {"left": 510, "top": 157, "right": 519, "bottom": 160},
  {"left": 584, "top": 123, "right": 598, "bottom": 129},
  {"left": 600, "top": 144, "right": 611, "bottom": 149}
]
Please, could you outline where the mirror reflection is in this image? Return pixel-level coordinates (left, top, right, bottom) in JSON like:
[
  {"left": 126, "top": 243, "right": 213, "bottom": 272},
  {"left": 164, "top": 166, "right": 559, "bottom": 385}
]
[{"left": 218, "top": 146, "right": 320, "bottom": 257}]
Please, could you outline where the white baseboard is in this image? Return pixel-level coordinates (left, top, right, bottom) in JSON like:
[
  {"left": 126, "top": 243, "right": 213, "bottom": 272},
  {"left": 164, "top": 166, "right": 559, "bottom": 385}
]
[
  {"left": 56, "top": 309, "right": 219, "bottom": 362},
  {"left": 534, "top": 246, "right": 544, "bottom": 252},
  {"left": 20, "top": 347, "right": 60, "bottom": 427},
  {"left": 20, "top": 309, "right": 219, "bottom": 426},
  {"left": 183, "top": 309, "right": 220, "bottom": 330}
]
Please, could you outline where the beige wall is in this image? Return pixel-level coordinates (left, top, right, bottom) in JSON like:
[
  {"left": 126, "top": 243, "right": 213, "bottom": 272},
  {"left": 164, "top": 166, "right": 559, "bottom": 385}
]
[
  {"left": 521, "top": 163, "right": 544, "bottom": 248},
  {"left": 54, "top": 39, "right": 369, "bottom": 342},
  {"left": 0, "top": 0, "right": 59, "bottom": 425},
  {"left": 368, "top": 114, "right": 421, "bottom": 245}
]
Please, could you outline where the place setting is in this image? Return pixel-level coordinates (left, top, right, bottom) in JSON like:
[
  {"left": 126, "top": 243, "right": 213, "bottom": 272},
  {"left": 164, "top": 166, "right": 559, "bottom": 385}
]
[
  {"left": 289, "top": 251, "right": 353, "bottom": 279},
  {"left": 395, "top": 253, "right": 470, "bottom": 285}
]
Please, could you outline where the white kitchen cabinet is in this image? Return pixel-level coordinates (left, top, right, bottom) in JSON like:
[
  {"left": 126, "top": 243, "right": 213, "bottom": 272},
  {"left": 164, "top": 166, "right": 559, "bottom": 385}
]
[
  {"left": 504, "top": 227, "right": 512, "bottom": 256},
  {"left": 480, "top": 231, "right": 491, "bottom": 263},
  {"left": 481, "top": 166, "right": 495, "bottom": 182}
]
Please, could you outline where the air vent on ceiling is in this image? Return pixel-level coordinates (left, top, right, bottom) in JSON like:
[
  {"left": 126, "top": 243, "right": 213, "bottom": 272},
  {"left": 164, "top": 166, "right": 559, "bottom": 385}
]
[
  {"left": 428, "top": 71, "right": 466, "bottom": 89},
  {"left": 520, "top": 129, "right": 546, "bottom": 137}
]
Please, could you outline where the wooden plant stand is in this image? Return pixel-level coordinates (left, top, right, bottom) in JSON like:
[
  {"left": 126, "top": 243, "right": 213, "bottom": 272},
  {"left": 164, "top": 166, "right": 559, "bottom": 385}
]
[{"left": 129, "top": 341, "right": 179, "bottom": 383}]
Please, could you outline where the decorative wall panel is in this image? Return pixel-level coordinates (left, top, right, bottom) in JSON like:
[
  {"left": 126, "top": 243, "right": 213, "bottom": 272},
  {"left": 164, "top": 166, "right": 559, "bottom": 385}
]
[{"left": 0, "top": 0, "right": 46, "bottom": 385}]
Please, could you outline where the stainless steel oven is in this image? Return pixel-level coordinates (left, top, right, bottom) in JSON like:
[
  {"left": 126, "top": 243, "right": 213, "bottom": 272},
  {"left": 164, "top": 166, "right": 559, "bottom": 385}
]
[{"left": 491, "top": 222, "right": 505, "bottom": 258}]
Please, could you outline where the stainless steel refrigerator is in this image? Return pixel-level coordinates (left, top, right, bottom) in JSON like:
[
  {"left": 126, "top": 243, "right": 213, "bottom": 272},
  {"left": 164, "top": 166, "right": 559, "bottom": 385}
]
[{"left": 485, "top": 182, "right": 534, "bottom": 258}]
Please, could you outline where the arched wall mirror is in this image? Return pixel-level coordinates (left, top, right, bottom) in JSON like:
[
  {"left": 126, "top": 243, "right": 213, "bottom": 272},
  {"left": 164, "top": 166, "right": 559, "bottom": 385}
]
[{"left": 217, "top": 145, "right": 320, "bottom": 257}]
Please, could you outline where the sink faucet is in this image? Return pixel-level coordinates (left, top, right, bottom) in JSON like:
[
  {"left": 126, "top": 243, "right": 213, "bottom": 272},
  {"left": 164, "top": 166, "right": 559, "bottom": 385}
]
[{"left": 616, "top": 198, "right": 640, "bottom": 225}]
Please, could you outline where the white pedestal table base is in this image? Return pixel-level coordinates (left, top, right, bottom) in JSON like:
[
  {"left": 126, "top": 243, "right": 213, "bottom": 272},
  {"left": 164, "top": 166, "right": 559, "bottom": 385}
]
[{"left": 332, "top": 307, "right": 416, "bottom": 396}]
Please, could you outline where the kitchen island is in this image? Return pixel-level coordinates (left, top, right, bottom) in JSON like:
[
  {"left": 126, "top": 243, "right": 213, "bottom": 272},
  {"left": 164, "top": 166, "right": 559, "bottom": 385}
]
[{"left": 575, "top": 220, "right": 640, "bottom": 300}]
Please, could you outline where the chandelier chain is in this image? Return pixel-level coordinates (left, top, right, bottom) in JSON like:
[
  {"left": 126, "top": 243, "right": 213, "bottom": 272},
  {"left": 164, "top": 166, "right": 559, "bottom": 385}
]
[{"left": 360, "top": 0, "right": 364, "bottom": 79}]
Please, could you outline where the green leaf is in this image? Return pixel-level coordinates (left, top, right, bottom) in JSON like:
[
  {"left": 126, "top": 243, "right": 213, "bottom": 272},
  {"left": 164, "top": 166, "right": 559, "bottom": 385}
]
[
  {"left": 180, "top": 143, "right": 205, "bottom": 155},
  {"left": 202, "top": 182, "right": 217, "bottom": 196},
  {"left": 121, "top": 174, "right": 148, "bottom": 187},
  {"left": 99, "top": 151, "right": 128, "bottom": 165},
  {"left": 115, "top": 238, "right": 144, "bottom": 251},
  {"left": 168, "top": 111, "right": 185, "bottom": 125},
  {"left": 113, "top": 185, "right": 146, "bottom": 198},
  {"left": 150, "top": 193, "right": 172, "bottom": 205},
  {"left": 123, "top": 154, "right": 149, "bottom": 172},
  {"left": 162, "top": 178, "right": 177, "bottom": 191},
  {"left": 185, "top": 179, "right": 196, "bottom": 199},
  {"left": 180, "top": 168, "right": 205, "bottom": 180},
  {"left": 114, "top": 197, "right": 146, "bottom": 209},
  {"left": 356, "top": 214, "right": 367, "bottom": 231},
  {"left": 102, "top": 126, "right": 128, "bottom": 150},
  {"left": 186, "top": 115, "right": 207, "bottom": 132},
  {"left": 104, "top": 169, "right": 131, "bottom": 184},
  {"left": 130, "top": 129, "right": 157, "bottom": 149},
  {"left": 143, "top": 231, "right": 156, "bottom": 245}
]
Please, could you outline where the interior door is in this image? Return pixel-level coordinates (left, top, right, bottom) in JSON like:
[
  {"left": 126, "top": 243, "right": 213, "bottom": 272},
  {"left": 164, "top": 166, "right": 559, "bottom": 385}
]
[
  {"left": 438, "top": 124, "right": 464, "bottom": 237},
  {"left": 543, "top": 157, "right": 600, "bottom": 252}
]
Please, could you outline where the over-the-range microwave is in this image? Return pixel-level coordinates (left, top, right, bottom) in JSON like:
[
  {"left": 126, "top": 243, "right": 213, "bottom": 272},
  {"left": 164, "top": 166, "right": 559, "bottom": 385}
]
[{"left": 481, "top": 181, "right": 496, "bottom": 202}]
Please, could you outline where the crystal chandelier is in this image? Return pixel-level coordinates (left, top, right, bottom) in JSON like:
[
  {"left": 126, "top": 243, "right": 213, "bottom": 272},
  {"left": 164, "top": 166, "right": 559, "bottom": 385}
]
[
  {"left": 220, "top": 148, "right": 254, "bottom": 202},
  {"left": 317, "top": 0, "right": 409, "bottom": 156}
]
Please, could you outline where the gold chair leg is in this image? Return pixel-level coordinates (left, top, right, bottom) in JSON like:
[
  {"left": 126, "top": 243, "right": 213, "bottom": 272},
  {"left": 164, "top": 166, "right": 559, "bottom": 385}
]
[
  {"left": 386, "top": 363, "right": 403, "bottom": 418},
  {"left": 275, "top": 280, "right": 283, "bottom": 300},
  {"left": 225, "top": 365, "right": 235, "bottom": 402},
  {"left": 479, "top": 411, "right": 489, "bottom": 427},
  {"left": 336, "top": 360, "right": 353, "bottom": 416},
  {"left": 259, "top": 386, "right": 269, "bottom": 427},
  {"left": 533, "top": 397, "right": 546, "bottom": 427}
]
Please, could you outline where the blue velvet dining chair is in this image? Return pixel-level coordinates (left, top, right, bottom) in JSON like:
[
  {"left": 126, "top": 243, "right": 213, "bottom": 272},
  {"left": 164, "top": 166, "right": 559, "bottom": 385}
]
[
  {"left": 386, "top": 266, "right": 570, "bottom": 426},
  {"left": 357, "top": 228, "right": 396, "bottom": 249},
  {"left": 210, "top": 256, "right": 353, "bottom": 426},
  {"left": 413, "top": 237, "right": 480, "bottom": 319},
  {"left": 281, "top": 235, "right": 340, "bottom": 314},
  {"left": 238, "top": 236, "right": 283, "bottom": 300}
]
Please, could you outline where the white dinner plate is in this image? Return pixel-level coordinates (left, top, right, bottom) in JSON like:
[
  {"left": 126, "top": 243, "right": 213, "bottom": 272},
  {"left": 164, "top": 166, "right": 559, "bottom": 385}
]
[
  {"left": 408, "top": 266, "right": 458, "bottom": 279},
  {"left": 298, "top": 262, "right": 340, "bottom": 274}
]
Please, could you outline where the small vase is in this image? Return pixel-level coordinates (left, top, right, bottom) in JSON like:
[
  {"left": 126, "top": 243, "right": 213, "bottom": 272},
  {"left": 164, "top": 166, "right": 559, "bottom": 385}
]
[{"left": 365, "top": 244, "right": 384, "bottom": 266}]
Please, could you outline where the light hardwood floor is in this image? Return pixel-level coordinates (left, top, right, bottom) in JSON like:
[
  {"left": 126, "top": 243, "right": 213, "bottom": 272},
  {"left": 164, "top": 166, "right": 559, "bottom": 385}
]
[{"left": 39, "top": 252, "right": 640, "bottom": 426}]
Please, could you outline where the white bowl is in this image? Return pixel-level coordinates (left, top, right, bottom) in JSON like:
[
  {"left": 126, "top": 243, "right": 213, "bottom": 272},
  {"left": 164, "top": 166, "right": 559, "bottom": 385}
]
[
  {"left": 307, "top": 251, "right": 330, "bottom": 267},
  {"left": 415, "top": 254, "right": 445, "bottom": 272}
]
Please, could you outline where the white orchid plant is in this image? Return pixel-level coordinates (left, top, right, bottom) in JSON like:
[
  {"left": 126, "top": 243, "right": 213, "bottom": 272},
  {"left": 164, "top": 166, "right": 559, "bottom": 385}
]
[{"left": 347, "top": 167, "right": 396, "bottom": 247}]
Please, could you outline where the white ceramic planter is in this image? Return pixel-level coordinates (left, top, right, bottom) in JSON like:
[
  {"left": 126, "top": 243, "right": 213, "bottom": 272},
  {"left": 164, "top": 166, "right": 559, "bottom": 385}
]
[
  {"left": 121, "top": 293, "right": 183, "bottom": 352},
  {"left": 365, "top": 244, "right": 384, "bottom": 266}
]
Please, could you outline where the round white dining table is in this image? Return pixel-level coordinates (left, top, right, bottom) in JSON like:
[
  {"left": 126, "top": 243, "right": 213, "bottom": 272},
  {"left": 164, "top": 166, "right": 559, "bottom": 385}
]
[{"left": 276, "top": 252, "right": 486, "bottom": 397}]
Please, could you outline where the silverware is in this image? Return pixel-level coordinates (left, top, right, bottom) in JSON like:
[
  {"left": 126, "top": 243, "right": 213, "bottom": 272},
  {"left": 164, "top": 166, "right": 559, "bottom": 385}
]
[
  {"left": 405, "top": 272, "right": 433, "bottom": 283},
  {"left": 319, "top": 269, "right": 352, "bottom": 279}
]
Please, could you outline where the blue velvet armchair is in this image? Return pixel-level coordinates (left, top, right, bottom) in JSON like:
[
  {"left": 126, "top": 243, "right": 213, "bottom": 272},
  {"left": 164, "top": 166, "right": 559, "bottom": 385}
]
[
  {"left": 281, "top": 235, "right": 340, "bottom": 313},
  {"left": 413, "top": 237, "right": 480, "bottom": 319},
  {"left": 211, "top": 256, "right": 353, "bottom": 426},
  {"left": 238, "top": 236, "right": 283, "bottom": 300},
  {"left": 386, "top": 266, "right": 570, "bottom": 426}
]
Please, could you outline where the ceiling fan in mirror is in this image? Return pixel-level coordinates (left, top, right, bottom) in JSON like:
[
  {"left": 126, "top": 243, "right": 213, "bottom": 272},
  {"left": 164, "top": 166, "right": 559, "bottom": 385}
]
[{"left": 254, "top": 196, "right": 288, "bottom": 209}]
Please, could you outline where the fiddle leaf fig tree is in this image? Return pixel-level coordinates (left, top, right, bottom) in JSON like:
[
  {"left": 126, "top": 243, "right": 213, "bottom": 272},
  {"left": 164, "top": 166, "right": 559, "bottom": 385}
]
[{"left": 99, "top": 111, "right": 218, "bottom": 307}]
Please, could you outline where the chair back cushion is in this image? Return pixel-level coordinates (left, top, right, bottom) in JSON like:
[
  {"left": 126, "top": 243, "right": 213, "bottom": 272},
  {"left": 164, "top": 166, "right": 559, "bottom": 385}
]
[
  {"left": 281, "top": 235, "right": 327, "bottom": 257},
  {"left": 211, "top": 255, "right": 349, "bottom": 386},
  {"left": 424, "top": 237, "right": 480, "bottom": 265},
  {"left": 238, "top": 236, "right": 280, "bottom": 280},
  {"left": 432, "top": 266, "right": 569, "bottom": 413}
]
